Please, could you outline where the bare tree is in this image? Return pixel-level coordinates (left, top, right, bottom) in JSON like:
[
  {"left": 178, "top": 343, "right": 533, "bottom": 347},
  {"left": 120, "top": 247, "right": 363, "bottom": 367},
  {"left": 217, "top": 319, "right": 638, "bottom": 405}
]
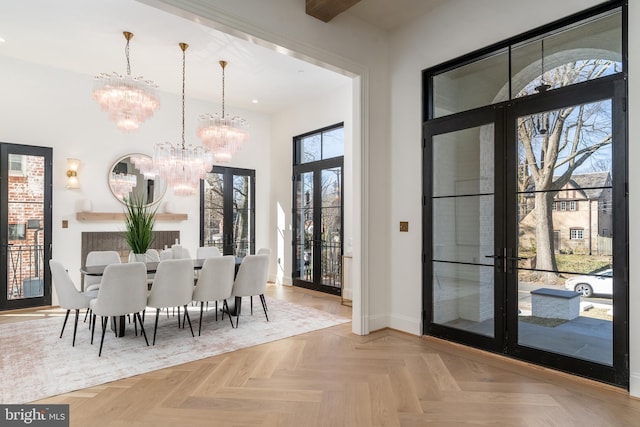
[{"left": 518, "top": 60, "right": 613, "bottom": 273}]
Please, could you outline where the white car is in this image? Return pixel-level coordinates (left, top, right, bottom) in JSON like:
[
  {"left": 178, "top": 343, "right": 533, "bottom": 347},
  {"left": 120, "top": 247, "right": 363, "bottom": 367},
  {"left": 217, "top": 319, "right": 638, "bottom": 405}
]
[{"left": 564, "top": 268, "right": 613, "bottom": 298}]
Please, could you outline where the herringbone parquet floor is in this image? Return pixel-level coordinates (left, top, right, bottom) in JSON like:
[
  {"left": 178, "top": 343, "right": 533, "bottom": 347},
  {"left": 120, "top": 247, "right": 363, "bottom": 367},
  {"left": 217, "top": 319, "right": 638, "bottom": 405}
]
[{"left": 7, "top": 284, "right": 640, "bottom": 426}]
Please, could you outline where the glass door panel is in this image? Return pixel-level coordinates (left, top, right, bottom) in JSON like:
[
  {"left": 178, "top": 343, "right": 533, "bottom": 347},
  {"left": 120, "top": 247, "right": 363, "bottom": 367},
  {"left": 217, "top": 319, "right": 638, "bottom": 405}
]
[
  {"left": 201, "top": 167, "right": 254, "bottom": 257},
  {"left": 1, "top": 144, "right": 52, "bottom": 310},
  {"left": 515, "top": 100, "right": 614, "bottom": 366},
  {"left": 203, "top": 172, "right": 224, "bottom": 251},
  {"left": 294, "top": 172, "right": 314, "bottom": 283},
  {"left": 232, "top": 174, "right": 253, "bottom": 257},
  {"left": 320, "top": 167, "right": 342, "bottom": 289},
  {"left": 431, "top": 122, "right": 497, "bottom": 339}
]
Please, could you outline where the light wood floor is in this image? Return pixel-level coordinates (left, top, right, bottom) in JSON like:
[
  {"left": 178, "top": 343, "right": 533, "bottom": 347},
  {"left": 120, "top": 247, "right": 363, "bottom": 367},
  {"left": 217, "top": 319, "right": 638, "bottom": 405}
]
[{"left": 6, "top": 284, "right": 640, "bottom": 426}]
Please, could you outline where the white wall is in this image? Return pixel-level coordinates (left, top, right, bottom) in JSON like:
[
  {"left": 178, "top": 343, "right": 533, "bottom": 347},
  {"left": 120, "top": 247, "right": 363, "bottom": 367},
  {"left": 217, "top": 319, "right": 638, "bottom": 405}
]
[
  {"left": 269, "top": 82, "right": 353, "bottom": 285},
  {"left": 0, "top": 55, "right": 271, "bottom": 296}
]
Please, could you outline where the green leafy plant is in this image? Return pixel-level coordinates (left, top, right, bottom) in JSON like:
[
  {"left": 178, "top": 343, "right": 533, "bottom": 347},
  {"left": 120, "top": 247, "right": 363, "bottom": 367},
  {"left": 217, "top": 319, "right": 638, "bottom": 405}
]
[{"left": 123, "top": 194, "right": 157, "bottom": 254}]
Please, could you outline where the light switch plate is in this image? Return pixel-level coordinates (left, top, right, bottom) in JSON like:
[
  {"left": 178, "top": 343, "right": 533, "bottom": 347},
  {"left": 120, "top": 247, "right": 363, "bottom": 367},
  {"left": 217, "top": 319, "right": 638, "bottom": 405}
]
[{"left": 399, "top": 221, "right": 409, "bottom": 232}]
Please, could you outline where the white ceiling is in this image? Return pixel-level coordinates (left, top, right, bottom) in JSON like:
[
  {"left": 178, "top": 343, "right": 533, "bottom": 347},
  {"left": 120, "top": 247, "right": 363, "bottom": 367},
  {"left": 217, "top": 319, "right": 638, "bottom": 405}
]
[{"left": 0, "top": 0, "right": 442, "bottom": 114}]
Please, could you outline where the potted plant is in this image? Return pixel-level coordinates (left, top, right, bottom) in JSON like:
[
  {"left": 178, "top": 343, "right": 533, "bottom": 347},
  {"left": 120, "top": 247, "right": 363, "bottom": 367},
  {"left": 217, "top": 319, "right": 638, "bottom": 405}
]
[{"left": 123, "top": 194, "right": 157, "bottom": 261}]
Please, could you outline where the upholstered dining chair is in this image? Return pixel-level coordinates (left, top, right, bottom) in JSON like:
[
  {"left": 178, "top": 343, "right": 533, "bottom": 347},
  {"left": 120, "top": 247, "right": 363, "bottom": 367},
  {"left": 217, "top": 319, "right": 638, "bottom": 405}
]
[
  {"left": 84, "top": 250, "right": 121, "bottom": 292},
  {"left": 253, "top": 248, "right": 271, "bottom": 313},
  {"left": 159, "top": 248, "right": 173, "bottom": 260},
  {"left": 256, "top": 248, "right": 271, "bottom": 256},
  {"left": 192, "top": 256, "right": 236, "bottom": 335},
  {"left": 229, "top": 254, "right": 269, "bottom": 328},
  {"left": 49, "top": 260, "right": 98, "bottom": 347},
  {"left": 196, "top": 246, "right": 221, "bottom": 259},
  {"left": 146, "top": 258, "right": 196, "bottom": 345},
  {"left": 90, "top": 262, "right": 149, "bottom": 356}
]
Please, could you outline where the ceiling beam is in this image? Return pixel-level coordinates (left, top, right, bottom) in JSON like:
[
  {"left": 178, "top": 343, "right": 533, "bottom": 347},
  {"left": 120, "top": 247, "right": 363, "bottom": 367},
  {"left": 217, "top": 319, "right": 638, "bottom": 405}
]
[{"left": 306, "top": 0, "right": 362, "bottom": 23}]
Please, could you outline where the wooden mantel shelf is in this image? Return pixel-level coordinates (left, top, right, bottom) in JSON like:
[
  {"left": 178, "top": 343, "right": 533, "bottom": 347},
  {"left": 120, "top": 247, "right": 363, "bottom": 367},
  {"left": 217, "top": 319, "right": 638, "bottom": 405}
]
[{"left": 76, "top": 212, "right": 188, "bottom": 221}]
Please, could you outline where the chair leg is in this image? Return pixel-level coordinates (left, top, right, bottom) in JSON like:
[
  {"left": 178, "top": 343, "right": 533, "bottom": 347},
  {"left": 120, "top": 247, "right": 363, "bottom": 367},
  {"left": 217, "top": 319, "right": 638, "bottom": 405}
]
[
  {"left": 60, "top": 309, "right": 70, "bottom": 338},
  {"left": 135, "top": 312, "right": 149, "bottom": 346},
  {"left": 91, "top": 314, "right": 96, "bottom": 344},
  {"left": 133, "top": 313, "right": 138, "bottom": 336},
  {"left": 177, "top": 306, "right": 182, "bottom": 328},
  {"left": 198, "top": 302, "right": 204, "bottom": 336},
  {"left": 259, "top": 294, "right": 269, "bottom": 321},
  {"left": 235, "top": 296, "right": 242, "bottom": 328},
  {"left": 215, "top": 301, "right": 218, "bottom": 322},
  {"left": 113, "top": 317, "right": 118, "bottom": 338},
  {"left": 223, "top": 300, "right": 234, "bottom": 328},
  {"left": 153, "top": 308, "right": 160, "bottom": 346},
  {"left": 184, "top": 305, "right": 194, "bottom": 337},
  {"left": 72, "top": 309, "right": 80, "bottom": 346},
  {"left": 99, "top": 316, "right": 107, "bottom": 357},
  {"left": 250, "top": 296, "right": 253, "bottom": 315}
]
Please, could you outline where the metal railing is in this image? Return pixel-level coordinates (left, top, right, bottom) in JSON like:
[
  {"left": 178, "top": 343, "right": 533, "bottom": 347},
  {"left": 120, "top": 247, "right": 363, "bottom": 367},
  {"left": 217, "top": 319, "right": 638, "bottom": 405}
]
[{"left": 7, "top": 244, "right": 44, "bottom": 299}]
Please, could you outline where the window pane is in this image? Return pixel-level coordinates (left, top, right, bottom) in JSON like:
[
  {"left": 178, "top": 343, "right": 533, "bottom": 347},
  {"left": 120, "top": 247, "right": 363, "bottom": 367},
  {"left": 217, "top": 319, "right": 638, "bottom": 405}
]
[
  {"left": 300, "top": 134, "right": 321, "bottom": 163},
  {"left": 433, "top": 49, "right": 509, "bottom": 118},
  {"left": 322, "top": 127, "right": 344, "bottom": 159},
  {"left": 432, "top": 124, "right": 494, "bottom": 198},
  {"left": 512, "top": 10, "right": 622, "bottom": 98}
]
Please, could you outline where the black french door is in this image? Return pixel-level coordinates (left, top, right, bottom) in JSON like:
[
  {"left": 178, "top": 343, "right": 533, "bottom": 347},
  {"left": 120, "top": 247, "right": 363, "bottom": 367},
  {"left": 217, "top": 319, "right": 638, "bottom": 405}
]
[
  {"left": 0, "top": 143, "right": 52, "bottom": 310},
  {"left": 424, "top": 75, "right": 628, "bottom": 386},
  {"left": 200, "top": 166, "right": 255, "bottom": 257},
  {"left": 292, "top": 158, "right": 343, "bottom": 295}
]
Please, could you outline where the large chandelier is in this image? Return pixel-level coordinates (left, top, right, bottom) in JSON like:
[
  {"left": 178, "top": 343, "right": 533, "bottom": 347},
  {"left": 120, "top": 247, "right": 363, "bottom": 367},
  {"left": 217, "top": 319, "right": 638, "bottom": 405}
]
[
  {"left": 153, "top": 43, "right": 213, "bottom": 197},
  {"left": 92, "top": 31, "right": 159, "bottom": 132},
  {"left": 197, "top": 60, "right": 249, "bottom": 163}
]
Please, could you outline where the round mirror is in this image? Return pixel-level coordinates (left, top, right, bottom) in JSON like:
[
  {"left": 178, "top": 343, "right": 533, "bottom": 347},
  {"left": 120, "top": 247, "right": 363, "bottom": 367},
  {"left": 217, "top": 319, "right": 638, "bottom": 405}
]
[{"left": 108, "top": 154, "right": 166, "bottom": 206}]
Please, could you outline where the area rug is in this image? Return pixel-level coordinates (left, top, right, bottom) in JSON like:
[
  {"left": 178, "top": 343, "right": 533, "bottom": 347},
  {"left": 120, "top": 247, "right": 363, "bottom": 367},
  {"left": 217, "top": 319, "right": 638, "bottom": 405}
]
[{"left": 0, "top": 299, "right": 350, "bottom": 403}]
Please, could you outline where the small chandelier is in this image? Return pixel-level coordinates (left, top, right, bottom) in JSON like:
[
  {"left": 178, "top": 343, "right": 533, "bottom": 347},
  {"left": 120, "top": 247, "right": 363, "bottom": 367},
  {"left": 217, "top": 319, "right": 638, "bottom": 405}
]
[
  {"left": 153, "top": 43, "right": 213, "bottom": 197},
  {"left": 92, "top": 31, "right": 159, "bottom": 132},
  {"left": 197, "top": 60, "right": 249, "bottom": 163}
]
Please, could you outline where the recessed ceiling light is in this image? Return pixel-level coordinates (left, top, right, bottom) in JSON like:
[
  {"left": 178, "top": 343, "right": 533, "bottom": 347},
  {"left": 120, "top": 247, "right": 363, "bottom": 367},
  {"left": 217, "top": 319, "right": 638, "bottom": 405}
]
[
  {"left": 251, "top": 99, "right": 259, "bottom": 104},
  {"left": 0, "top": 37, "right": 6, "bottom": 43}
]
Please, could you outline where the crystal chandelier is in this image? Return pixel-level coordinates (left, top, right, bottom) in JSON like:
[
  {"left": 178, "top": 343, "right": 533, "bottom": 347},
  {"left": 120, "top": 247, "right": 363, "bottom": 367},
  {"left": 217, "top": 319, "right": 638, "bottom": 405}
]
[
  {"left": 130, "top": 154, "right": 157, "bottom": 179},
  {"left": 153, "top": 43, "right": 213, "bottom": 197},
  {"left": 92, "top": 31, "right": 159, "bottom": 132},
  {"left": 110, "top": 171, "right": 137, "bottom": 200},
  {"left": 197, "top": 60, "right": 249, "bottom": 163}
]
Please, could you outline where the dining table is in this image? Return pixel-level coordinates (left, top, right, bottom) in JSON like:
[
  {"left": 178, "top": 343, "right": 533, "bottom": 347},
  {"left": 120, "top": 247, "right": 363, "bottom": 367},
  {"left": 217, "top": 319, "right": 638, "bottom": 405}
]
[{"left": 80, "top": 257, "right": 243, "bottom": 337}]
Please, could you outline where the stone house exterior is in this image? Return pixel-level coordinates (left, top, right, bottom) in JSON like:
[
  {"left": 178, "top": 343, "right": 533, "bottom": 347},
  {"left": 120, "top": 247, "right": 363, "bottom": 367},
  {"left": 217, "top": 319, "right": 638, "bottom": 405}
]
[{"left": 519, "top": 171, "right": 613, "bottom": 255}]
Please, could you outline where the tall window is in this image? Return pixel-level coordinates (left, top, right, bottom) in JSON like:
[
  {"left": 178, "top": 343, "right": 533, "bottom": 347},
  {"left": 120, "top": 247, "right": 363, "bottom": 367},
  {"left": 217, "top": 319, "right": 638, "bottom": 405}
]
[{"left": 292, "top": 123, "right": 344, "bottom": 295}]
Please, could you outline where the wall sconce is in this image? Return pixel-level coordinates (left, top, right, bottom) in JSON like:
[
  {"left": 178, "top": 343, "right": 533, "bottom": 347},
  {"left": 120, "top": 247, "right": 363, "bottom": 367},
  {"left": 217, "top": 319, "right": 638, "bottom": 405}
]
[{"left": 66, "top": 158, "right": 80, "bottom": 189}]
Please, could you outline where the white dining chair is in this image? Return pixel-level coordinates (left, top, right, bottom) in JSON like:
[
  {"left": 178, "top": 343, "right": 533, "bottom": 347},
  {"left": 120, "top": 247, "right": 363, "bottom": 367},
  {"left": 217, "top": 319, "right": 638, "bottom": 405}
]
[
  {"left": 256, "top": 248, "right": 271, "bottom": 256},
  {"left": 49, "top": 260, "right": 98, "bottom": 347},
  {"left": 229, "top": 254, "right": 269, "bottom": 328},
  {"left": 84, "top": 250, "right": 121, "bottom": 292},
  {"left": 253, "top": 248, "right": 271, "bottom": 312},
  {"left": 192, "top": 256, "right": 236, "bottom": 335},
  {"left": 196, "top": 246, "right": 221, "bottom": 259},
  {"left": 90, "top": 262, "right": 149, "bottom": 356},
  {"left": 147, "top": 258, "right": 196, "bottom": 345},
  {"left": 159, "top": 248, "right": 173, "bottom": 260},
  {"left": 171, "top": 244, "right": 191, "bottom": 259}
]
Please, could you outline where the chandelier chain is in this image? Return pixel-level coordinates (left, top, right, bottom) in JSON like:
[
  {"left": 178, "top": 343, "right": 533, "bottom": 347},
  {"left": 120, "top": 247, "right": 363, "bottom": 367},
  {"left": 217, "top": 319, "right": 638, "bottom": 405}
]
[
  {"left": 125, "top": 38, "right": 131, "bottom": 76},
  {"left": 181, "top": 46, "right": 186, "bottom": 148},
  {"left": 221, "top": 62, "right": 226, "bottom": 117}
]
